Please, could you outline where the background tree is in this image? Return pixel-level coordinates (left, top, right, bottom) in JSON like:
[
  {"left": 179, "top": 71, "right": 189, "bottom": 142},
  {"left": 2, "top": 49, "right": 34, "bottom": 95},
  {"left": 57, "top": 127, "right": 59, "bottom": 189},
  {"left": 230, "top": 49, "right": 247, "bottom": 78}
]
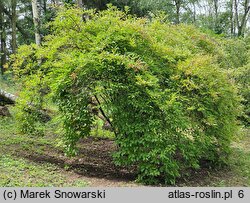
[
  {"left": 235, "top": 0, "right": 250, "bottom": 36},
  {"left": 31, "top": 0, "right": 41, "bottom": 45},
  {"left": 11, "top": 0, "right": 17, "bottom": 54},
  {"left": 0, "top": 1, "right": 7, "bottom": 75}
]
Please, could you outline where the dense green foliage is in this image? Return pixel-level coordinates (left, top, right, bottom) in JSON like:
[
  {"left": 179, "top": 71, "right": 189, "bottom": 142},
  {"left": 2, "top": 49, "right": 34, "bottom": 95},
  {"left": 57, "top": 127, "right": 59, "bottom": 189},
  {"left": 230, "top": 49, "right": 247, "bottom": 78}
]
[
  {"left": 11, "top": 7, "right": 241, "bottom": 184},
  {"left": 1, "top": 0, "right": 250, "bottom": 75},
  {"left": 233, "top": 64, "right": 250, "bottom": 125},
  {"left": 219, "top": 37, "right": 249, "bottom": 125}
]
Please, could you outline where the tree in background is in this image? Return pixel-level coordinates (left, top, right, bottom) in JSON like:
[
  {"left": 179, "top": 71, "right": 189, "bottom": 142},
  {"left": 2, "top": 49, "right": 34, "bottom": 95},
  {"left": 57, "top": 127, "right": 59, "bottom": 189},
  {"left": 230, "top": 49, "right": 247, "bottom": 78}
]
[
  {"left": 11, "top": 0, "right": 17, "bottom": 54},
  {"left": 0, "top": 1, "right": 7, "bottom": 75},
  {"left": 31, "top": 0, "right": 41, "bottom": 45},
  {"left": 234, "top": 0, "right": 250, "bottom": 37}
]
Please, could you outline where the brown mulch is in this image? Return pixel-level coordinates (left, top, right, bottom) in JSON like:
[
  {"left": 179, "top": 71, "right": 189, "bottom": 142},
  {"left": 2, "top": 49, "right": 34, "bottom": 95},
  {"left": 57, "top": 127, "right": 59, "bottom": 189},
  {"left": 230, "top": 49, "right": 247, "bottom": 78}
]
[
  {"left": 5, "top": 134, "right": 230, "bottom": 187},
  {"left": 13, "top": 136, "right": 139, "bottom": 187}
]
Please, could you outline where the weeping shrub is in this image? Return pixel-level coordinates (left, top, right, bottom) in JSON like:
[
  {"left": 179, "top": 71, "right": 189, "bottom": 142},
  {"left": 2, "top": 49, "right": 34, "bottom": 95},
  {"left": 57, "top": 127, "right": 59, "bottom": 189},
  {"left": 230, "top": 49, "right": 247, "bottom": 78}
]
[{"left": 11, "top": 6, "right": 241, "bottom": 184}]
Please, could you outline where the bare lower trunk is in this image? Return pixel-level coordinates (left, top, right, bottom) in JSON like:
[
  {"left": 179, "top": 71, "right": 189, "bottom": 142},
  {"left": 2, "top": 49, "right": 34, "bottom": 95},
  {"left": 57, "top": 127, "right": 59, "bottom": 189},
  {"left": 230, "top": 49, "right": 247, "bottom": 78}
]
[
  {"left": 174, "top": 0, "right": 181, "bottom": 24},
  {"left": 238, "top": 0, "right": 250, "bottom": 36},
  {"left": 193, "top": 2, "right": 196, "bottom": 23},
  {"left": 230, "top": 0, "right": 234, "bottom": 35},
  {"left": 77, "top": 0, "right": 84, "bottom": 9},
  {"left": 0, "top": 4, "right": 6, "bottom": 75},
  {"left": 11, "top": 0, "right": 17, "bottom": 53},
  {"left": 31, "top": 0, "right": 41, "bottom": 45}
]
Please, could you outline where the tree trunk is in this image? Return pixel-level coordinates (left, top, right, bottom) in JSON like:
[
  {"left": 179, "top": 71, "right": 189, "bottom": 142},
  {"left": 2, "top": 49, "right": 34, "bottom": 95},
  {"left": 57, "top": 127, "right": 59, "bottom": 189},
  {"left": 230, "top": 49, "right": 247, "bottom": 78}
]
[
  {"left": 214, "top": 0, "right": 218, "bottom": 18},
  {"left": 77, "top": 0, "right": 84, "bottom": 9},
  {"left": 193, "top": 2, "right": 196, "bottom": 23},
  {"left": 2, "top": 5, "right": 30, "bottom": 39},
  {"left": 234, "top": 0, "right": 239, "bottom": 32},
  {"left": 43, "top": 0, "right": 47, "bottom": 14},
  {"left": 174, "top": 0, "right": 181, "bottom": 24},
  {"left": 214, "top": 0, "right": 219, "bottom": 31},
  {"left": 234, "top": 0, "right": 250, "bottom": 36},
  {"left": 11, "top": 0, "right": 17, "bottom": 54},
  {"left": 0, "top": 4, "right": 7, "bottom": 75},
  {"left": 238, "top": 0, "right": 250, "bottom": 37},
  {"left": 53, "top": 0, "right": 59, "bottom": 6},
  {"left": 230, "top": 0, "right": 234, "bottom": 36},
  {"left": 31, "top": 0, "right": 41, "bottom": 45}
]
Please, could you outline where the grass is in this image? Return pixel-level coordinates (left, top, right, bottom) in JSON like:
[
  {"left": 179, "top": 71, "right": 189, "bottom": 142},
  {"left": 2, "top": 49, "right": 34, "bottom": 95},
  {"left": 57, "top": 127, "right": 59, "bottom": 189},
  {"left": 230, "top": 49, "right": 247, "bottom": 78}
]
[
  {"left": 0, "top": 155, "right": 87, "bottom": 187},
  {"left": 0, "top": 115, "right": 88, "bottom": 187},
  {"left": 229, "top": 128, "right": 250, "bottom": 186},
  {"left": 0, "top": 74, "right": 19, "bottom": 95},
  {"left": 0, "top": 106, "right": 249, "bottom": 186}
]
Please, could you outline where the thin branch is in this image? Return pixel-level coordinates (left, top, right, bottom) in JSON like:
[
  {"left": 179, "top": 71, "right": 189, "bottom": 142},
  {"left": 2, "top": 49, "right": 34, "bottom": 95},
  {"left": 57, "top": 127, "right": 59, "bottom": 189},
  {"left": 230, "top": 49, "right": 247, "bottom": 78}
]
[{"left": 94, "top": 94, "right": 117, "bottom": 136}]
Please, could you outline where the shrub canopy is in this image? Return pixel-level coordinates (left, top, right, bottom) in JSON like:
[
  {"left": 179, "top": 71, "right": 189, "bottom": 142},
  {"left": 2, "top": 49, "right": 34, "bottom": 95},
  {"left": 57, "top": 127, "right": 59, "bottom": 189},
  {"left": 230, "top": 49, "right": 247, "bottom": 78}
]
[{"left": 12, "top": 6, "right": 241, "bottom": 184}]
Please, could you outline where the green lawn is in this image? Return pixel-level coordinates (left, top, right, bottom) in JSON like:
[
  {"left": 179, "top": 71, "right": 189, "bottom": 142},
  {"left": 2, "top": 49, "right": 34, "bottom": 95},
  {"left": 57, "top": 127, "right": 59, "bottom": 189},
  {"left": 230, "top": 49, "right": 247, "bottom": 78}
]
[{"left": 0, "top": 116, "right": 88, "bottom": 187}]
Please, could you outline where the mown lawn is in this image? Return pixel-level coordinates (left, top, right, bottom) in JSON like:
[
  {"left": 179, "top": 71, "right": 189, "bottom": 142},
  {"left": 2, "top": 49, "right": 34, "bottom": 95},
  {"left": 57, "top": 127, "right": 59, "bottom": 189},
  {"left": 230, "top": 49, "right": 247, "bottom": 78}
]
[
  {"left": 0, "top": 107, "right": 249, "bottom": 187},
  {"left": 0, "top": 115, "right": 88, "bottom": 187}
]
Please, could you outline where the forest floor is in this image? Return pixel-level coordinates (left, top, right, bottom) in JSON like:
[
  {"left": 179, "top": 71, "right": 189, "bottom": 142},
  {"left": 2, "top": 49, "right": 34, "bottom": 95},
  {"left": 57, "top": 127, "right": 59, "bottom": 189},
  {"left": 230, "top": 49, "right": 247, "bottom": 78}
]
[{"left": 0, "top": 110, "right": 249, "bottom": 187}]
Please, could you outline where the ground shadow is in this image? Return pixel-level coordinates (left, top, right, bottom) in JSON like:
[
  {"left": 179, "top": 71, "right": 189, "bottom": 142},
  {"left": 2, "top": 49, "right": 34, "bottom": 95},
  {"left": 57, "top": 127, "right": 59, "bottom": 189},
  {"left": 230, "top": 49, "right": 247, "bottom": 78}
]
[{"left": 14, "top": 136, "right": 137, "bottom": 183}]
